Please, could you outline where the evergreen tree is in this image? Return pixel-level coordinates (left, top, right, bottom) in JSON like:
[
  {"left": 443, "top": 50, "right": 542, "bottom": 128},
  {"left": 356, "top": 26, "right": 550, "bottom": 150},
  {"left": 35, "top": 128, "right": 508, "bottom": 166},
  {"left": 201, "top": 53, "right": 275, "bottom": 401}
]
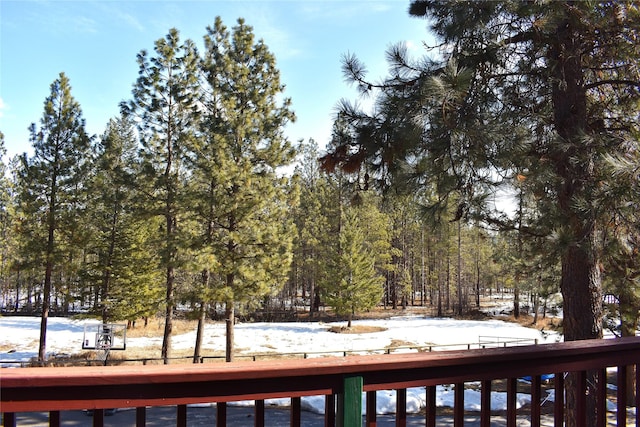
[
  {"left": 88, "top": 116, "right": 163, "bottom": 323},
  {"left": 326, "top": 0, "right": 640, "bottom": 338},
  {"left": 357, "top": 192, "right": 395, "bottom": 299},
  {"left": 601, "top": 140, "right": 640, "bottom": 406},
  {"left": 323, "top": 209, "right": 384, "bottom": 327},
  {"left": 20, "top": 72, "right": 91, "bottom": 361},
  {"left": 0, "top": 133, "right": 10, "bottom": 306},
  {"left": 0, "top": 134, "right": 17, "bottom": 312},
  {"left": 197, "top": 17, "right": 297, "bottom": 362},
  {"left": 291, "top": 140, "right": 331, "bottom": 316},
  {"left": 321, "top": 3, "right": 640, "bottom": 423},
  {"left": 121, "top": 28, "right": 201, "bottom": 363}
]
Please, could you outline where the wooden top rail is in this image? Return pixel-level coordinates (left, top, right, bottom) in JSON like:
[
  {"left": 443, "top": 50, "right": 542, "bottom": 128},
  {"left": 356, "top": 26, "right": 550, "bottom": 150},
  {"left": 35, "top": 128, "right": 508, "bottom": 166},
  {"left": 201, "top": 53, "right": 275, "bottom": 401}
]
[{"left": 2, "top": 337, "right": 640, "bottom": 413}]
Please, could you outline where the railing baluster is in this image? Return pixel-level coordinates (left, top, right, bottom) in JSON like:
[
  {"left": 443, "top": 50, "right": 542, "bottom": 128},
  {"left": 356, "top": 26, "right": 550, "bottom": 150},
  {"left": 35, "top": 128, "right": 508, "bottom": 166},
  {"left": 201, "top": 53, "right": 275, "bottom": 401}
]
[
  {"left": 337, "top": 375, "right": 362, "bottom": 427},
  {"left": 596, "top": 369, "right": 607, "bottom": 427},
  {"left": 425, "top": 385, "right": 436, "bottom": 427},
  {"left": 480, "top": 379, "right": 491, "bottom": 427},
  {"left": 576, "top": 371, "right": 587, "bottom": 427},
  {"left": 454, "top": 383, "right": 464, "bottom": 427},
  {"left": 216, "top": 402, "right": 226, "bottom": 427},
  {"left": 136, "top": 407, "right": 146, "bottom": 427},
  {"left": 49, "top": 410, "right": 60, "bottom": 427},
  {"left": 617, "top": 365, "right": 628, "bottom": 427},
  {"left": 636, "top": 363, "right": 640, "bottom": 427},
  {"left": 554, "top": 372, "right": 564, "bottom": 427},
  {"left": 3, "top": 412, "right": 16, "bottom": 427},
  {"left": 396, "top": 388, "right": 406, "bottom": 427},
  {"left": 290, "top": 396, "right": 301, "bottom": 427},
  {"left": 365, "top": 390, "right": 376, "bottom": 426},
  {"left": 255, "top": 399, "right": 265, "bottom": 427},
  {"left": 177, "top": 404, "right": 187, "bottom": 427},
  {"left": 325, "top": 394, "right": 336, "bottom": 427},
  {"left": 93, "top": 408, "right": 104, "bottom": 427},
  {"left": 530, "top": 375, "right": 541, "bottom": 427},
  {"left": 507, "top": 377, "right": 517, "bottom": 427}
]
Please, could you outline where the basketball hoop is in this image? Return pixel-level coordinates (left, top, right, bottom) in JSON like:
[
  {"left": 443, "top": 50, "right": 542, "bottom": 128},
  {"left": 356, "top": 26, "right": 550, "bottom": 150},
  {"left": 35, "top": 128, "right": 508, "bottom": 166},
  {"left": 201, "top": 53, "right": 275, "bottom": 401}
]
[{"left": 82, "top": 323, "right": 126, "bottom": 365}]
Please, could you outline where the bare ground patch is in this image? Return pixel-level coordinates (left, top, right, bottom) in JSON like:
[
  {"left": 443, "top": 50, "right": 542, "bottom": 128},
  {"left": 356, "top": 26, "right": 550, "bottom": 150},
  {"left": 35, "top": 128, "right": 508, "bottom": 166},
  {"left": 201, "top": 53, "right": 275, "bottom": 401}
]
[
  {"left": 498, "top": 313, "right": 562, "bottom": 332},
  {"left": 327, "top": 325, "right": 387, "bottom": 334}
]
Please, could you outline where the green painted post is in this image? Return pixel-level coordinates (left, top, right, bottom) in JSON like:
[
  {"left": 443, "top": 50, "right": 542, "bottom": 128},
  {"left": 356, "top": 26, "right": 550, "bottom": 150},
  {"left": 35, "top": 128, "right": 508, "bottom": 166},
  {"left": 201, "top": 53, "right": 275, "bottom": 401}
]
[{"left": 337, "top": 375, "right": 363, "bottom": 427}]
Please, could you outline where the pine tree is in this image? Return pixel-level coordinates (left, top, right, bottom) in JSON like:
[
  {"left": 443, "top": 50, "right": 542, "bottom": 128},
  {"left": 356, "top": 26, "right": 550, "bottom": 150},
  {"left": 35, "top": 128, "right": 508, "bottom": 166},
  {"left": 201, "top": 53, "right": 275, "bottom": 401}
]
[
  {"left": 601, "top": 141, "right": 640, "bottom": 406},
  {"left": 196, "top": 17, "right": 297, "bottom": 362},
  {"left": 88, "top": 116, "right": 163, "bottom": 323},
  {"left": 321, "top": 3, "right": 640, "bottom": 423},
  {"left": 326, "top": 0, "right": 640, "bottom": 339},
  {"left": 291, "top": 140, "right": 334, "bottom": 316},
  {"left": 121, "top": 28, "right": 201, "bottom": 363},
  {"left": 323, "top": 209, "right": 384, "bottom": 327},
  {"left": 0, "top": 133, "right": 14, "bottom": 311},
  {"left": 20, "top": 72, "right": 91, "bottom": 361}
]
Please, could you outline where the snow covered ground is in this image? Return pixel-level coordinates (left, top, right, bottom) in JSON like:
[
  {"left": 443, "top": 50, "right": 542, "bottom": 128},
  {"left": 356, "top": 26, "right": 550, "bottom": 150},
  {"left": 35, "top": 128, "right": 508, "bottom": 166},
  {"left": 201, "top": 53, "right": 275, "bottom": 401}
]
[
  {"left": 0, "top": 314, "right": 561, "bottom": 362},
  {"left": 0, "top": 313, "right": 570, "bottom": 414}
]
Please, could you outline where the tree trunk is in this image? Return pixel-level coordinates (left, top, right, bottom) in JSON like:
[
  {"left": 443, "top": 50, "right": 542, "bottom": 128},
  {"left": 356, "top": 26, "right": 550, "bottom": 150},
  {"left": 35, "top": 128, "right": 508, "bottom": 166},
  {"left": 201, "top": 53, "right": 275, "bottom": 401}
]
[
  {"left": 161, "top": 264, "right": 174, "bottom": 364},
  {"left": 101, "top": 207, "right": 119, "bottom": 323},
  {"left": 225, "top": 301, "right": 235, "bottom": 362},
  {"left": 475, "top": 246, "right": 481, "bottom": 308},
  {"left": 309, "top": 257, "right": 316, "bottom": 317},
  {"left": 445, "top": 245, "right": 451, "bottom": 311},
  {"left": 193, "top": 269, "right": 210, "bottom": 363},
  {"left": 391, "top": 271, "right": 398, "bottom": 310},
  {"left": 193, "top": 300, "right": 206, "bottom": 363},
  {"left": 39, "top": 182, "right": 57, "bottom": 363},
  {"left": 550, "top": 14, "right": 603, "bottom": 426},
  {"left": 551, "top": 10, "right": 603, "bottom": 342},
  {"left": 14, "top": 269, "right": 20, "bottom": 312},
  {"left": 437, "top": 259, "right": 443, "bottom": 317},
  {"left": 38, "top": 263, "right": 51, "bottom": 363}
]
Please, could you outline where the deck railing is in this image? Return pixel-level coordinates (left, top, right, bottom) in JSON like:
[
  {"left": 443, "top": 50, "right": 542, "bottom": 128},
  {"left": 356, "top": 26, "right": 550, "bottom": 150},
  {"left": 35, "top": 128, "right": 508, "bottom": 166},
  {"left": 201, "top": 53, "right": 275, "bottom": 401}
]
[{"left": 2, "top": 337, "right": 639, "bottom": 427}]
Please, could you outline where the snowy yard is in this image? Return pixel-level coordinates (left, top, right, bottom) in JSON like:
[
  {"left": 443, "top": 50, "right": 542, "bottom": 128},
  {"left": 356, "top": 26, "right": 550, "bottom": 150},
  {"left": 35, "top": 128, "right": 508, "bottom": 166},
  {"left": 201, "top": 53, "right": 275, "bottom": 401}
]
[{"left": 0, "top": 313, "right": 571, "bottom": 414}]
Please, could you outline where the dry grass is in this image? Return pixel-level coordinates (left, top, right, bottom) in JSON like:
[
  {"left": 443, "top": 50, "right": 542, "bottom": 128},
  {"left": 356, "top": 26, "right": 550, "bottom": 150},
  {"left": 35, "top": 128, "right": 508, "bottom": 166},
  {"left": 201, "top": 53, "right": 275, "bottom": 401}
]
[
  {"left": 498, "top": 313, "right": 562, "bottom": 332},
  {"left": 104, "top": 310, "right": 561, "bottom": 363},
  {"left": 125, "top": 318, "right": 198, "bottom": 338},
  {"left": 327, "top": 325, "right": 387, "bottom": 334},
  {"left": 28, "top": 304, "right": 563, "bottom": 366},
  {"left": 386, "top": 338, "right": 418, "bottom": 349}
]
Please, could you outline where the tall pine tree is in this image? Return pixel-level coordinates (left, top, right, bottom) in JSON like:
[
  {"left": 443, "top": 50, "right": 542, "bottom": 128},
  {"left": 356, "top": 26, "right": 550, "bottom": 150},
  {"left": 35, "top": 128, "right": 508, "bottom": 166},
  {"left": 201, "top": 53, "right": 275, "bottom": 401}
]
[
  {"left": 197, "top": 17, "right": 297, "bottom": 361},
  {"left": 291, "top": 140, "right": 331, "bottom": 316},
  {"left": 122, "top": 28, "right": 201, "bottom": 363},
  {"left": 88, "top": 116, "right": 163, "bottom": 323},
  {"left": 20, "top": 72, "right": 91, "bottom": 361},
  {"left": 322, "top": 2, "right": 640, "bottom": 424}
]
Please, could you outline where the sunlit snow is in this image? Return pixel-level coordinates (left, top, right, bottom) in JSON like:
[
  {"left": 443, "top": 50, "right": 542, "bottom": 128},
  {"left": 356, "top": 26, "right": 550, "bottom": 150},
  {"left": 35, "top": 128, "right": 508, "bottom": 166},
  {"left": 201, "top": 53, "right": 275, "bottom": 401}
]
[{"left": 1, "top": 312, "right": 566, "bottom": 413}]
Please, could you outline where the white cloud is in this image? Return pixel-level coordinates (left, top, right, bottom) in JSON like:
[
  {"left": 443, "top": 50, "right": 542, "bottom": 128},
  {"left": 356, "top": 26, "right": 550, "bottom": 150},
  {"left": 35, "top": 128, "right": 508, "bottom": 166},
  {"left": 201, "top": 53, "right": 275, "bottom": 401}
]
[
  {"left": 0, "top": 97, "right": 6, "bottom": 119},
  {"left": 298, "top": 1, "right": 392, "bottom": 21},
  {"left": 74, "top": 15, "right": 99, "bottom": 34},
  {"left": 241, "top": 7, "right": 305, "bottom": 60},
  {"left": 100, "top": 3, "right": 145, "bottom": 33}
]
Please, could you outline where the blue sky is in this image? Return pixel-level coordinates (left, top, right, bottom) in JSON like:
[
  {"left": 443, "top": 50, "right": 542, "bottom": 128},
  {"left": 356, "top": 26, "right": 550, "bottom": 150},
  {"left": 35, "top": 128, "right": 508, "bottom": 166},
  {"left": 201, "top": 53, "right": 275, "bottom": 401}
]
[{"left": 0, "top": 0, "right": 432, "bottom": 159}]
